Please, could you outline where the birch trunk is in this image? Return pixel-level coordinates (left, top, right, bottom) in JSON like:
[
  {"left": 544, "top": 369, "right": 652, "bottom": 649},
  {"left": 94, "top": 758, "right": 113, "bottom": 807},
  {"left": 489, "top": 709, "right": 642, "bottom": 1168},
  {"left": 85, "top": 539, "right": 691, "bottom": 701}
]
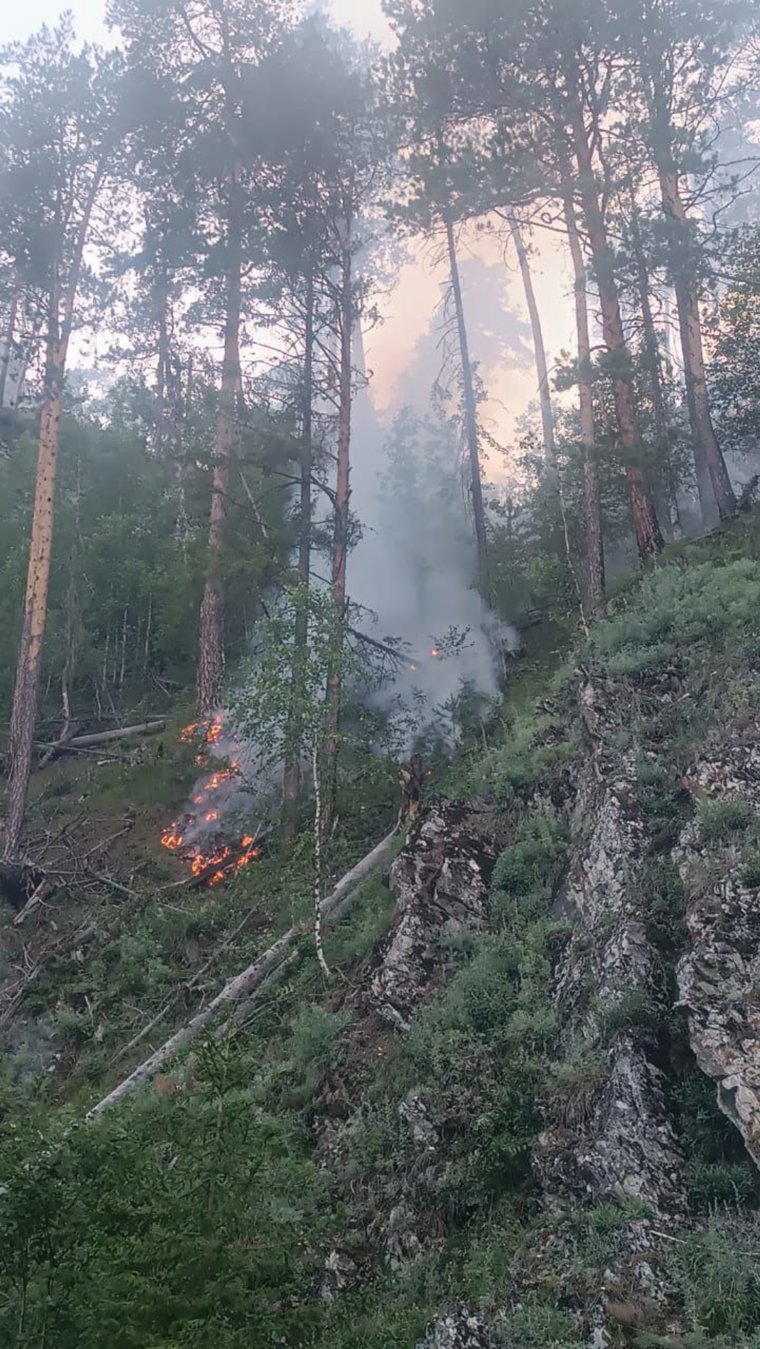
[
  {"left": 0, "top": 290, "right": 19, "bottom": 409},
  {"left": 445, "top": 214, "right": 491, "bottom": 597},
  {"left": 568, "top": 86, "right": 663, "bottom": 559}
]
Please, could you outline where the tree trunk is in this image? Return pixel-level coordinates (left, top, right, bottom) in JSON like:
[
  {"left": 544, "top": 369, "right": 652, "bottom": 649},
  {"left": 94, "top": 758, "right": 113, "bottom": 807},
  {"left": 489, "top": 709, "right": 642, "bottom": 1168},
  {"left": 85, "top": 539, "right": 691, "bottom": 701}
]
[
  {"left": 2, "top": 153, "right": 105, "bottom": 861},
  {"left": 508, "top": 210, "right": 556, "bottom": 470},
  {"left": 282, "top": 273, "right": 315, "bottom": 840},
  {"left": 155, "top": 270, "right": 169, "bottom": 457},
  {"left": 3, "top": 356, "right": 64, "bottom": 860},
  {"left": 0, "top": 289, "right": 19, "bottom": 409},
  {"left": 322, "top": 217, "right": 353, "bottom": 827},
  {"left": 627, "top": 202, "right": 683, "bottom": 539},
  {"left": 658, "top": 167, "right": 735, "bottom": 522},
  {"left": 567, "top": 86, "right": 663, "bottom": 559},
  {"left": 444, "top": 214, "right": 491, "bottom": 597},
  {"left": 562, "top": 181, "right": 605, "bottom": 611},
  {"left": 197, "top": 180, "right": 242, "bottom": 716}
]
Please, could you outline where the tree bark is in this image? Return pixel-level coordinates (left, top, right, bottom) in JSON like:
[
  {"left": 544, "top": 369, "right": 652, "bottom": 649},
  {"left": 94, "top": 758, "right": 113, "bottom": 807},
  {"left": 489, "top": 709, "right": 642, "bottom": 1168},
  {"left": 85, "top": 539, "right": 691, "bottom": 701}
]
[
  {"left": 567, "top": 83, "right": 663, "bottom": 560},
  {"left": 322, "top": 218, "right": 353, "bottom": 828},
  {"left": 282, "top": 272, "right": 315, "bottom": 840},
  {"left": 196, "top": 177, "right": 242, "bottom": 716},
  {"left": 444, "top": 213, "right": 491, "bottom": 597},
  {"left": 3, "top": 157, "right": 105, "bottom": 861},
  {"left": 0, "top": 289, "right": 19, "bottom": 409},
  {"left": 508, "top": 210, "right": 556, "bottom": 470},
  {"left": 658, "top": 167, "right": 735, "bottom": 522},
  {"left": 562, "top": 180, "right": 605, "bottom": 610},
  {"left": 627, "top": 200, "right": 683, "bottom": 539}
]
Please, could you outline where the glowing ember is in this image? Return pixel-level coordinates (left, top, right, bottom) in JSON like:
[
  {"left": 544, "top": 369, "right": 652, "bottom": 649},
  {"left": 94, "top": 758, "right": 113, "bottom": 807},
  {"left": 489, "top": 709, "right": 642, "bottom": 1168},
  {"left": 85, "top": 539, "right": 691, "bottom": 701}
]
[
  {"left": 430, "top": 647, "right": 440, "bottom": 659},
  {"left": 161, "top": 826, "right": 183, "bottom": 851},
  {"left": 162, "top": 718, "right": 259, "bottom": 886},
  {"left": 161, "top": 825, "right": 260, "bottom": 886}
]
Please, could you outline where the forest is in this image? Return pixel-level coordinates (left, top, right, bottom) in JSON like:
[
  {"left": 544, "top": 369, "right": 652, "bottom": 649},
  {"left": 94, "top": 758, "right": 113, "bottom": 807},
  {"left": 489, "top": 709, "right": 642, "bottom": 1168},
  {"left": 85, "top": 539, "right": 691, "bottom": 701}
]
[{"left": 3, "top": 0, "right": 760, "bottom": 1345}]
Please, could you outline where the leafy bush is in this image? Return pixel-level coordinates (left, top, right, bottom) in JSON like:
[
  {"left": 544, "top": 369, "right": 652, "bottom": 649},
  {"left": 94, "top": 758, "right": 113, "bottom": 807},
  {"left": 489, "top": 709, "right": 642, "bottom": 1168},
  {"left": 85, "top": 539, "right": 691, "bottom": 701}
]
[{"left": 591, "top": 560, "right": 760, "bottom": 674}]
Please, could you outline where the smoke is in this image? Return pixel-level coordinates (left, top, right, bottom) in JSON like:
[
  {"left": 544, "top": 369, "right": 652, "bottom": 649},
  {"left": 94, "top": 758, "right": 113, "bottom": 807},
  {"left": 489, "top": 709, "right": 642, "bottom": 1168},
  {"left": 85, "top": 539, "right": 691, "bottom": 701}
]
[{"left": 346, "top": 376, "right": 518, "bottom": 742}]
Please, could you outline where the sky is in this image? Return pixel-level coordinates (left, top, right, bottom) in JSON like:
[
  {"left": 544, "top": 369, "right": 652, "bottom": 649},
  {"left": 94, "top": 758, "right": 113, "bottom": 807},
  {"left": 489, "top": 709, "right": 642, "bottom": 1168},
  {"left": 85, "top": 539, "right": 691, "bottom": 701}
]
[{"left": 3, "top": 0, "right": 576, "bottom": 466}]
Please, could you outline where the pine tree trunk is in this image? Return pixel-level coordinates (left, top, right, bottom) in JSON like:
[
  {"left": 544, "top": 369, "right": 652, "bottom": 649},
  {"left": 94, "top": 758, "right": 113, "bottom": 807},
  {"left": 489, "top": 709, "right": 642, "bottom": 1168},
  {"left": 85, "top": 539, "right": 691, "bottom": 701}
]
[
  {"left": 197, "top": 181, "right": 242, "bottom": 716},
  {"left": 563, "top": 182, "right": 605, "bottom": 610},
  {"left": 322, "top": 219, "right": 353, "bottom": 828},
  {"left": 2, "top": 157, "right": 104, "bottom": 860},
  {"left": 444, "top": 214, "right": 491, "bottom": 597},
  {"left": 508, "top": 210, "right": 556, "bottom": 469},
  {"left": 3, "top": 357, "right": 64, "bottom": 860},
  {"left": 568, "top": 87, "right": 663, "bottom": 560},
  {"left": 658, "top": 171, "right": 735, "bottom": 523},
  {"left": 282, "top": 273, "right": 315, "bottom": 840},
  {"left": 627, "top": 203, "right": 683, "bottom": 539}
]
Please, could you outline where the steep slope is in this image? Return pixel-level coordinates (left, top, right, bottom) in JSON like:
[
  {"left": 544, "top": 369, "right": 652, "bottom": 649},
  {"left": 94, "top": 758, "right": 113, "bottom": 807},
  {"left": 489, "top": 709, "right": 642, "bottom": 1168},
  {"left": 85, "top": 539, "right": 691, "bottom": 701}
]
[{"left": 4, "top": 519, "right": 760, "bottom": 1347}]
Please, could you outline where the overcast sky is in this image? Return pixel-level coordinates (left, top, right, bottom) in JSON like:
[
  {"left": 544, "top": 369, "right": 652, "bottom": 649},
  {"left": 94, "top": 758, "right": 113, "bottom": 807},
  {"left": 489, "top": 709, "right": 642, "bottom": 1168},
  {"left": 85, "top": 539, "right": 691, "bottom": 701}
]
[{"left": 4, "top": 0, "right": 576, "bottom": 467}]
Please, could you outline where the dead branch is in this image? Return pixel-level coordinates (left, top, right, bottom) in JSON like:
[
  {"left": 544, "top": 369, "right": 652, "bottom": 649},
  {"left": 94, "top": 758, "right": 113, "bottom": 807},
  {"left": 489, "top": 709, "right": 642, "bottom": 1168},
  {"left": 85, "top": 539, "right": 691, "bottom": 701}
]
[
  {"left": 40, "top": 720, "right": 166, "bottom": 758},
  {"left": 86, "top": 829, "right": 398, "bottom": 1118}
]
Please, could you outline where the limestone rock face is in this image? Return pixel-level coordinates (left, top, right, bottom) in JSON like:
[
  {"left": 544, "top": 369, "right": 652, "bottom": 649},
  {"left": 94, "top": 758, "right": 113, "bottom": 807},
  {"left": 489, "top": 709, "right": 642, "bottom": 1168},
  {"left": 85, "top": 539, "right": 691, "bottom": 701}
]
[
  {"left": 366, "top": 800, "right": 499, "bottom": 1029},
  {"left": 676, "top": 741, "right": 760, "bottom": 1168},
  {"left": 416, "top": 1306, "right": 494, "bottom": 1349},
  {"left": 536, "top": 742, "right": 685, "bottom": 1214}
]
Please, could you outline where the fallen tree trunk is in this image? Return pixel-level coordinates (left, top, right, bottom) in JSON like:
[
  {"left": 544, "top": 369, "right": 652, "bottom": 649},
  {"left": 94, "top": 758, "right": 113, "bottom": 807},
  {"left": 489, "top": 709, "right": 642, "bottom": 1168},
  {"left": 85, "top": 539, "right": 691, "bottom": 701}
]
[
  {"left": 86, "top": 829, "right": 398, "bottom": 1119},
  {"left": 58, "top": 720, "right": 165, "bottom": 749},
  {"left": 37, "top": 721, "right": 166, "bottom": 762}
]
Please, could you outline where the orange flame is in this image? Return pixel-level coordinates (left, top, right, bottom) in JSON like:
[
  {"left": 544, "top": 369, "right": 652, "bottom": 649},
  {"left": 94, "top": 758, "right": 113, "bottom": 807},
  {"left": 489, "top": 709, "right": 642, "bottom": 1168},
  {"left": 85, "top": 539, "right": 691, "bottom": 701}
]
[{"left": 430, "top": 647, "right": 440, "bottom": 659}]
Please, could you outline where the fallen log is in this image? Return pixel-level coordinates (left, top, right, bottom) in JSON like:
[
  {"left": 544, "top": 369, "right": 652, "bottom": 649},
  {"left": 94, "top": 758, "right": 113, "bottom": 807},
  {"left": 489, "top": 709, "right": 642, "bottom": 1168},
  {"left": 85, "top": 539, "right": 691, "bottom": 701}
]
[
  {"left": 40, "top": 720, "right": 166, "bottom": 758},
  {"left": 86, "top": 829, "right": 398, "bottom": 1119}
]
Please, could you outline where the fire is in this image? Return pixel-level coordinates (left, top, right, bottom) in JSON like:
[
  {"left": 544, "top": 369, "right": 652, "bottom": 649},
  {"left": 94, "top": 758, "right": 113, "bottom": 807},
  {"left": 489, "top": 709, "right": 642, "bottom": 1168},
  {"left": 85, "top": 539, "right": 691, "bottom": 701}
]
[
  {"left": 162, "top": 717, "right": 258, "bottom": 886},
  {"left": 161, "top": 823, "right": 260, "bottom": 886},
  {"left": 430, "top": 647, "right": 440, "bottom": 659}
]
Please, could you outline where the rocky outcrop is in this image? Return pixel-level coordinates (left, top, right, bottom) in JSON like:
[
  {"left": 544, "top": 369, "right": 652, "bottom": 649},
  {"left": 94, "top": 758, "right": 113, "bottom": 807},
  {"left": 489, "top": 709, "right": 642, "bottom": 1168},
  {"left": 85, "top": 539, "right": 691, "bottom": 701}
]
[
  {"left": 416, "top": 1306, "right": 494, "bottom": 1349},
  {"left": 677, "top": 740, "right": 760, "bottom": 1168},
  {"left": 537, "top": 728, "right": 685, "bottom": 1214},
  {"left": 364, "top": 800, "right": 499, "bottom": 1029}
]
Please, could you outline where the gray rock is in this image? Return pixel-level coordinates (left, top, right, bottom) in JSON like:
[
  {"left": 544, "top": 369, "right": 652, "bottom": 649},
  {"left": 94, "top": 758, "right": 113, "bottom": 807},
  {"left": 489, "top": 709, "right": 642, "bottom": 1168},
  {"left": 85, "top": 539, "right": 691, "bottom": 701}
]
[
  {"left": 366, "top": 800, "right": 498, "bottom": 1029},
  {"left": 677, "top": 740, "right": 760, "bottom": 1168},
  {"left": 416, "top": 1306, "right": 494, "bottom": 1349}
]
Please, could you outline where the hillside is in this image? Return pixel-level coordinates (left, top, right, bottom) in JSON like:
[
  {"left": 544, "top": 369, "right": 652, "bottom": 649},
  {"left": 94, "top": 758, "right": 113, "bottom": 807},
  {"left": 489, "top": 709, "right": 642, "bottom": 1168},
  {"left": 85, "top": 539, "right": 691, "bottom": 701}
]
[{"left": 4, "top": 518, "right": 760, "bottom": 1347}]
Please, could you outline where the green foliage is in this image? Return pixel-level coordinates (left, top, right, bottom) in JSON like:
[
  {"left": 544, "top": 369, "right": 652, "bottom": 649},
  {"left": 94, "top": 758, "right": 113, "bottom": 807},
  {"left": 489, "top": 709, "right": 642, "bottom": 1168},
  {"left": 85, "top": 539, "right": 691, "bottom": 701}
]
[
  {"left": 674, "top": 1222, "right": 760, "bottom": 1339},
  {"left": 490, "top": 810, "right": 568, "bottom": 911},
  {"left": 591, "top": 561, "right": 760, "bottom": 675},
  {"left": 697, "top": 797, "right": 755, "bottom": 843},
  {"left": 0, "top": 1068, "right": 329, "bottom": 1347}
]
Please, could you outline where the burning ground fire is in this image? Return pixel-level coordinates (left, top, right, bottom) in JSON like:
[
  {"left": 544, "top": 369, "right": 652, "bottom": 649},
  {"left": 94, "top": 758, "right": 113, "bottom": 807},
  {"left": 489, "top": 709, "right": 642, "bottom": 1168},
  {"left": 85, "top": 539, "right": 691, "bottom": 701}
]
[{"left": 161, "top": 718, "right": 261, "bottom": 886}]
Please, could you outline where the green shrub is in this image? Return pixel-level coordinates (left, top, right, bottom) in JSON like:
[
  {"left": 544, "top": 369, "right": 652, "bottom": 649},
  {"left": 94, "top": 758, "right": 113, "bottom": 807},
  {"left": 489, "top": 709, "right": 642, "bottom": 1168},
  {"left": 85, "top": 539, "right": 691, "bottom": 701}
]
[
  {"left": 491, "top": 810, "right": 567, "bottom": 904},
  {"left": 686, "top": 1159, "right": 760, "bottom": 1209},
  {"left": 675, "top": 1224, "right": 760, "bottom": 1338},
  {"left": 697, "top": 797, "right": 755, "bottom": 844},
  {"left": 591, "top": 559, "right": 760, "bottom": 674}
]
